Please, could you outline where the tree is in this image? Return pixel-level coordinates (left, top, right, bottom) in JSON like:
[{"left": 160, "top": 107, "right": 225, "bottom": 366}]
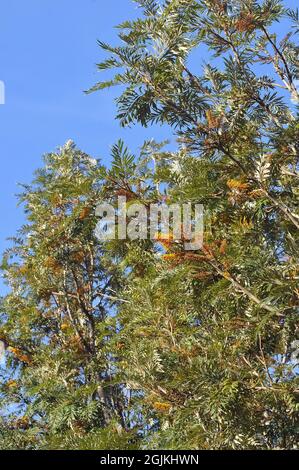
[
  {"left": 88, "top": 0, "right": 299, "bottom": 449},
  {"left": 0, "top": 142, "right": 136, "bottom": 449},
  {"left": 1, "top": 0, "right": 298, "bottom": 450}
]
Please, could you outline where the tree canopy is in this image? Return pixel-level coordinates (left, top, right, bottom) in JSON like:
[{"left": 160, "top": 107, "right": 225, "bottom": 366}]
[{"left": 1, "top": 0, "right": 298, "bottom": 450}]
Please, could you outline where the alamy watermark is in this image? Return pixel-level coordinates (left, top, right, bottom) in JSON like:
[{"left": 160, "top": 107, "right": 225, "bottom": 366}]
[
  {"left": 0, "top": 81, "right": 5, "bottom": 105},
  {"left": 95, "top": 197, "right": 204, "bottom": 251}
]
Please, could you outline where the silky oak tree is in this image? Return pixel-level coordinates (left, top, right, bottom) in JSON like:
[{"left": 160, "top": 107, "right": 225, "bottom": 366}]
[
  {"left": 88, "top": 0, "right": 299, "bottom": 449},
  {"left": 0, "top": 0, "right": 298, "bottom": 450},
  {"left": 0, "top": 142, "right": 137, "bottom": 449}
]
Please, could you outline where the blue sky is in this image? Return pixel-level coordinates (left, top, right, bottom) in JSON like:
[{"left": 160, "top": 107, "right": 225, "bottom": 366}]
[{"left": 0, "top": 0, "right": 297, "bottom": 295}]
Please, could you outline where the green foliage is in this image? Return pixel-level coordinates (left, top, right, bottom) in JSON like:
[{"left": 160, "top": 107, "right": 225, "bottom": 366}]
[
  {"left": 1, "top": 0, "right": 299, "bottom": 450},
  {"left": 0, "top": 142, "right": 134, "bottom": 449}
]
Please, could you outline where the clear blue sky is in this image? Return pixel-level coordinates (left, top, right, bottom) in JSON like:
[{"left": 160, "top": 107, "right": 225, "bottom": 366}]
[{"left": 0, "top": 0, "right": 296, "bottom": 295}]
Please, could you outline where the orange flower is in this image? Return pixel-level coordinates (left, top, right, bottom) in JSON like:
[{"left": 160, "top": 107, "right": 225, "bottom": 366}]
[
  {"left": 223, "top": 271, "right": 232, "bottom": 280},
  {"left": 72, "top": 251, "right": 85, "bottom": 263},
  {"left": 8, "top": 346, "right": 18, "bottom": 355},
  {"left": 18, "top": 354, "right": 32, "bottom": 364},
  {"left": 6, "top": 380, "right": 18, "bottom": 389},
  {"left": 79, "top": 207, "right": 91, "bottom": 220},
  {"left": 249, "top": 189, "right": 264, "bottom": 199},
  {"left": 153, "top": 402, "right": 172, "bottom": 413},
  {"left": 206, "top": 110, "right": 222, "bottom": 129},
  {"left": 44, "top": 257, "right": 63, "bottom": 273},
  {"left": 162, "top": 254, "right": 180, "bottom": 261},
  {"left": 8, "top": 347, "right": 32, "bottom": 364},
  {"left": 235, "top": 13, "right": 255, "bottom": 32},
  {"left": 227, "top": 179, "right": 249, "bottom": 191}
]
